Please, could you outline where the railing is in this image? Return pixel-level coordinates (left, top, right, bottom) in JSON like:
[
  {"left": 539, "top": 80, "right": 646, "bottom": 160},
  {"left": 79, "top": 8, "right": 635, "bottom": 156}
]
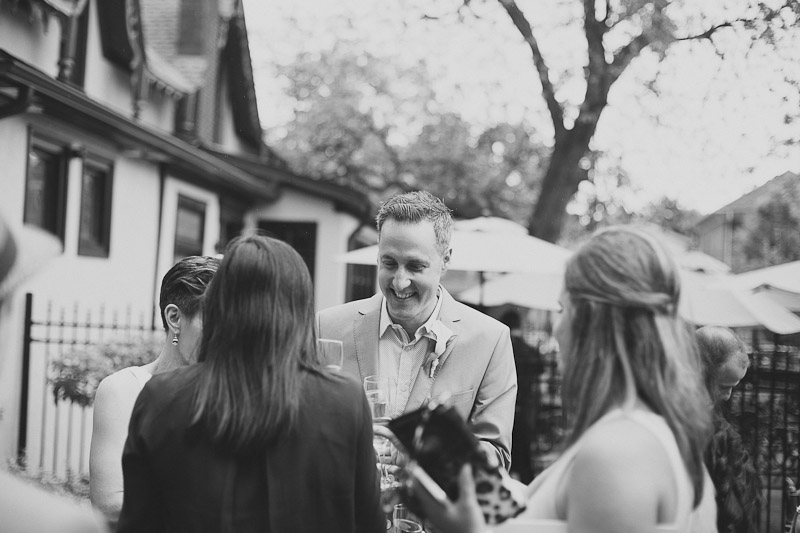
[
  {"left": 515, "top": 339, "right": 800, "bottom": 533},
  {"left": 731, "top": 346, "right": 800, "bottom": 532},
  {"left": 18, "top": 293, "right": 154, "bottom": 484}
]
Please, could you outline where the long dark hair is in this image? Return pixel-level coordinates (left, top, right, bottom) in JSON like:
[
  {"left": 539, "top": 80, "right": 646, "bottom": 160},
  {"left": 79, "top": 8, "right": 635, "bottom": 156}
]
[
  {"left": 191, "top": 234, "right": 317, "bottom": 453},
  {"left": 560, "top": 226, "right": 712, "bottom": 507}
]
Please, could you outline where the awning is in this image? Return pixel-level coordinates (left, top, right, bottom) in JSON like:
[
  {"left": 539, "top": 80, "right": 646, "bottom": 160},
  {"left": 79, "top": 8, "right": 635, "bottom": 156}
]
[{"left": 0, "top": 50, "right": 279, "bottom": 202}]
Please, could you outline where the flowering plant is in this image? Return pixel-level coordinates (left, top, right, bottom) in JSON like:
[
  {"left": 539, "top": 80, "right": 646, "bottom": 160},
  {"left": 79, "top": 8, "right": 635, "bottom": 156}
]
[{"left": 48, "top": 333, "right": 161, "bottom": 407}]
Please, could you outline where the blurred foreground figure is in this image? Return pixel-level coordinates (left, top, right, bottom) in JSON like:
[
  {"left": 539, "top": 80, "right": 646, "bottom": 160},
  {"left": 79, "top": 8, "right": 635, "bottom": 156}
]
[
  {"left": 117, "top": 234, "right": 384, "bottom": 533},
  {"left": 0, "top": 213, "right": 106, "bottom": 532},
  {"left": 89, "top": 255, "right": 219, "bottom": 527},
  {"left": 697, "top": 326, "right": 762, "bottom": 533},
  {"left": 411, "top": 225, "right": 718, "bottom": 533}
]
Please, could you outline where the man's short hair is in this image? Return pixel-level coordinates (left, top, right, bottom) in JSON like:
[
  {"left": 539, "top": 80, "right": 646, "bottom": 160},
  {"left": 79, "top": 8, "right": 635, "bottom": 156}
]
[{"left": 375, "top": 191, "right": 453, "bottom": 255}]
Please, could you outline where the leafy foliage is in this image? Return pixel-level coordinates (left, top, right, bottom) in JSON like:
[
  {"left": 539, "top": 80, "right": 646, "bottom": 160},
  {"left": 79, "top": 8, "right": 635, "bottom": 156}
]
[
  {"left": 736, "top": 184, "right": 800, "bottom": 272},
  {"left": 269, "top": 43, "right": 548, "bottom": 225},
  {"left": 48, "top": 334, "right": 161, "bottom": 407}
]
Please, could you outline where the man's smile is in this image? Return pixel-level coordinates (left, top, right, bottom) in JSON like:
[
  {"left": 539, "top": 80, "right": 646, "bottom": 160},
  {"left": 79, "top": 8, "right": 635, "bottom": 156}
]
[{"left": 391, "top": 290, "right": 414, "bottom": 300}]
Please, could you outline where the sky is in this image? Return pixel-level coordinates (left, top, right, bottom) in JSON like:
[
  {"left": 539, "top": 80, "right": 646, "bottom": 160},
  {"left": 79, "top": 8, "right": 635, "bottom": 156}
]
[{"left": 241, "top": 0, "right": 800, "bottom": 215}]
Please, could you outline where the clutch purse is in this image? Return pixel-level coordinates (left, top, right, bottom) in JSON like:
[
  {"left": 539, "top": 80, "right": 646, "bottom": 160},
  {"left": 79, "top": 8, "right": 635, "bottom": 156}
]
[{"left": 387, "top": 401, "right": 526, "bottom": 525}]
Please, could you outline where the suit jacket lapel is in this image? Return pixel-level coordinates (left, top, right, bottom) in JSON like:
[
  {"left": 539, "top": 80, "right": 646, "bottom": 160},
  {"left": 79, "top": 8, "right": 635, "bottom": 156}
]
[
  {"left": 405, "top": 288, "right": 463, "bottom": 411},
  {"left": 354, "top": 294, "right": 382, "bottom": 382}
]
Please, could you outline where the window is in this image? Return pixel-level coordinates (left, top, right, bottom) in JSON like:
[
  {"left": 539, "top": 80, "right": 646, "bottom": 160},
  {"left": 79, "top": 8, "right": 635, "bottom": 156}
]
[
  {"left": 217, "top": 198, "right": 245, "bottom": 254},
  {"left": 24, "top": 140, "right": 68, "bottom": 242},
  {"left": 70, "top": 7, "right": 91, "bottom": 87},
  {"left": 78, "top": 159, "right": 113, "bottom": 257},
  {"left": 174, "top": 195, "right": 206, "bottom": 262},
  {"left": 345, "top": 227, "right": 377, "bottom": 302},
  {"left": 257, "top": 221, "right": 317, "bottom": 282}
]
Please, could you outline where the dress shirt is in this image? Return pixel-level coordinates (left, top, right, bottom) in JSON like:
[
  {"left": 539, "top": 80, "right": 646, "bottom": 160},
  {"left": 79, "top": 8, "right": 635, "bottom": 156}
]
[{"left": 379, "top": 286, "right": 454, "bottom": 418}]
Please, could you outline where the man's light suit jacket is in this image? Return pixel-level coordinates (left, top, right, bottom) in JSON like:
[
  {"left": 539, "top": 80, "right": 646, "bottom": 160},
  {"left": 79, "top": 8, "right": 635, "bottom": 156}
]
[{"left": 315, "top": 288, "right": 518, "bottom": 468}]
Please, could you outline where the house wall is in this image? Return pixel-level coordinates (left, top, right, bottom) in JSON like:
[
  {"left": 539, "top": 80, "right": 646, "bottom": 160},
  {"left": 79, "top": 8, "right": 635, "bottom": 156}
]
[
  {"left": 155, "top": 177, "right": 221, "bottom": 309},
  {"left": 248, "top": 189, "right": 361, "bottom": 312},
  {"left": 697, "top": 214, "right": 729, "bottom": 264},
  {"left": 0, "top": 9, "right": 62, "bottom": 76},
  {"left": 0, "top": 1, "right": 368, "bottom": 465},
  {"left": 0, "top": 116, "right": 164, "bottom": 460}
]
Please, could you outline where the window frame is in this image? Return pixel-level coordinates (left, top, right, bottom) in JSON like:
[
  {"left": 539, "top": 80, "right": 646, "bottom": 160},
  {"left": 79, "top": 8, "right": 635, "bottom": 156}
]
[
  {"left": 77, "top": 156, "right": 114, "bottom": 258},
  {"left": 24, "top": 134, "right": 69, "bottom": 243},
  {"left": 173, "top": 194, "right": 207, "bottom": 262}
]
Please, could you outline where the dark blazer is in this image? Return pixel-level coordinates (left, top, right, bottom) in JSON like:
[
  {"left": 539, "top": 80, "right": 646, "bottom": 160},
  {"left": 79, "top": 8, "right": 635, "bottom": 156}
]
[
  {"left": 117, "top": 364, "right": 384, "bottom": 533},
  {"left": 316, "top": 288, "right": 517, "bottom": 468}
]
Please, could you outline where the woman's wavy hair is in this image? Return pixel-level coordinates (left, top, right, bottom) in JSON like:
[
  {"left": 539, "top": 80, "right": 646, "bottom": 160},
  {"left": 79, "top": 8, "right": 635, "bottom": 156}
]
[
  {"left": 560, "top": 225, "right": 712, "bottom": 507},
  {"left": 191, "top": 234, "right": 318, "bottom": 453}
]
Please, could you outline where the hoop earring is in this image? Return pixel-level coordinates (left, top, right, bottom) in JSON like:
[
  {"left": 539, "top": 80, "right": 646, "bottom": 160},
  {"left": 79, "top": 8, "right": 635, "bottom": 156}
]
[{"left": 172, "top": 332, "right": 179, "bottom": 346}]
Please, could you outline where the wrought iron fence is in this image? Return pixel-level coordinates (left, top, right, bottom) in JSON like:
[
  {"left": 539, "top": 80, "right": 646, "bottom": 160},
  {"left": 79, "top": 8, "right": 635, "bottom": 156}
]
[
  {"left": 515, "top": 338, "right": 800, "bottom": 533},
  {"left": 731, "top": 346, "right": 800, "bottom": 532},
  {"left": 18, "top": 293, "right": 154, "bottom": 484}
]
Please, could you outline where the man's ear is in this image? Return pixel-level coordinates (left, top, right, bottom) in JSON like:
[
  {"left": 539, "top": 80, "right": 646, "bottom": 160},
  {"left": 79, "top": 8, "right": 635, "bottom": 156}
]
[
  {"left": 441, "top": 248, "right": 452, "bottom": 272},
  {"left": 164, "top": 303, "right": 181, "bottom": 332}
]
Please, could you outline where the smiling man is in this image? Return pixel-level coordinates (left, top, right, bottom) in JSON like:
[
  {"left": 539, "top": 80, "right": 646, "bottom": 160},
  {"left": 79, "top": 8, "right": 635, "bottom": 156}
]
[{"left": 316, "top": 191, "right": 517, "bottom": 468}]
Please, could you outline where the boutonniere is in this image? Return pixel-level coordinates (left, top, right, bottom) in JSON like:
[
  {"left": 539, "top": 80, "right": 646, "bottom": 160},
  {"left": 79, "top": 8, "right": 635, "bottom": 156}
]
[{"left": 424, "top": 320, "right": 454, "bottom": 378}]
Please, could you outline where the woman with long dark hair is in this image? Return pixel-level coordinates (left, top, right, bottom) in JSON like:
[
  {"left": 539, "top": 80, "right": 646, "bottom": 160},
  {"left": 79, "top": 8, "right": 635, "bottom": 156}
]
[{"left": 118, "top": 234, "right": 384, "bottom": 532}]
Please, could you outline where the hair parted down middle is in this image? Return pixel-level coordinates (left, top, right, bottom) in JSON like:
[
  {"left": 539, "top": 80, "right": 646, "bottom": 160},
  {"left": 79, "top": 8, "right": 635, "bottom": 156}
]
[
  {"left": 191, "top": 234, "right": 318, "bottom": 453},
  {"left": 560, "top": 225, "right": 712, "bottom": 508}
]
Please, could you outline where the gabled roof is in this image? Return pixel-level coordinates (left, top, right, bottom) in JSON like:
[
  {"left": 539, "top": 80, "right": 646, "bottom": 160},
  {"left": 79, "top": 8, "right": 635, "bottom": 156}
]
[
  {"left": 222, "top": 3, "right": 263, "bottom": 150},
  {"left": 0, "top": 50, "right": 278, "bottom": 202},
  {"left": 708, "top": 171, "right": 800, "bottom": 215},
  {"left": 206, "top": 147, "right": 372, "bottom": 223},
  {"left": 95, "top": 0, "right": 193, "bottom": 101}
]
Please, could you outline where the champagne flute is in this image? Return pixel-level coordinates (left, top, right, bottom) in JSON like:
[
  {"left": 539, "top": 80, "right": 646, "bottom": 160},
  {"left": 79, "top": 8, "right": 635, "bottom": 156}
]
[
  {"left": 393, "top": 504, "right": 423, "bottom": 533},
  {"left": 364, "top": 375, "right": 394, "bottom": 491},
  {"left": 363, "top": 375, "right": 390, "bottom": 423},
  {"left": 317, "top": 339, "right": 344, "bottom": 371}
]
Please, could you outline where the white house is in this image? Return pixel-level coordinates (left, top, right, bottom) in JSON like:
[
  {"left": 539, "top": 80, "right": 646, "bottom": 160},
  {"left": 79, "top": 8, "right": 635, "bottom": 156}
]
[{"left": 0, "top": 0, "right": 373, "bottom": 470}]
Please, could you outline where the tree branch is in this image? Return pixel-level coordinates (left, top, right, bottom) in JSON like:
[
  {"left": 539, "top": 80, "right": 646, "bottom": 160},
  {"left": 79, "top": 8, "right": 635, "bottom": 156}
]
[
  {"left": 497, "top": 0, "right": 565, "bottom": 138},
  {"left": 609, "top": 32, "right": 652, "bottom": 85},
  {"left": 676, "top": 20, "right": 735, "bottom": 42}
]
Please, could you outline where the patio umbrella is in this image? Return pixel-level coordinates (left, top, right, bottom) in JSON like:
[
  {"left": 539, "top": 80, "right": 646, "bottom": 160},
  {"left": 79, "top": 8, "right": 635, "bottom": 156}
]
[
  {"left": 693, "top": 261, "right": 800, "bottom": 313},
  {"left": 336, "top": 218, "right": 571, "bottom": 275},
  {"left": 335, "top": 217, "right": 572, "bottom": 304},
  {"left": 456, "top": 269, "right": 800, "bottom": 334},
  {"left": 678, "top": 271, "right": 800, "bottom": 334},
  {"left": 456, "top": 271, "right": 563, "bottom": 311}
]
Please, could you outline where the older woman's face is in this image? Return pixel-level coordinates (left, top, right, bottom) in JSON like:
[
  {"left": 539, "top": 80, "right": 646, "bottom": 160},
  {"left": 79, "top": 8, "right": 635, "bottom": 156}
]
[{"left": 553, "top": 291, "right": 573, "bottom": 363}]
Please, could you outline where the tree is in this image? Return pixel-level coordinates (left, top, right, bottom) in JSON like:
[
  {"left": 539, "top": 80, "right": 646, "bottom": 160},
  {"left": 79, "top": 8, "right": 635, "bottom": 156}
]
[
  {"left": 270, "top": 44, "right": 549, "bottom": 223},
  {"left": 426, "top": 0, "right": 800, "bottom": 242}
]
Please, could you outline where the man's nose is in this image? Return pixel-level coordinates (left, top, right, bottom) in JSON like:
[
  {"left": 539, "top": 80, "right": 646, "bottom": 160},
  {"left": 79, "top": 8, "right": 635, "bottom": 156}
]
[{"left": 392, "top": 270, "right": 411, "bottom": 291}]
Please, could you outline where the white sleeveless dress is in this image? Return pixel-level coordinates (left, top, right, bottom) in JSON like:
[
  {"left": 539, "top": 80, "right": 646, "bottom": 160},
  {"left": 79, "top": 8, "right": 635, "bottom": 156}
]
[{"left": 496, "top": 407, "right": 717, "bottom": 533}]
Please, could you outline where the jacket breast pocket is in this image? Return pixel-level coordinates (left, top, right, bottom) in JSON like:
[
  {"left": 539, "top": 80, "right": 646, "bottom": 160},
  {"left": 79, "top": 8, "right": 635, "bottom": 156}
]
[{"left": 435, "top": 388, "right": 474, "bottom": 406}]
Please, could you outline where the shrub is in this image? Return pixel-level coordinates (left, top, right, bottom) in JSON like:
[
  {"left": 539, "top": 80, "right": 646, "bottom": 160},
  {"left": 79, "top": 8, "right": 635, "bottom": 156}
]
[{"left": 48, "top": 334, "right": 162, "bottom": 407}]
